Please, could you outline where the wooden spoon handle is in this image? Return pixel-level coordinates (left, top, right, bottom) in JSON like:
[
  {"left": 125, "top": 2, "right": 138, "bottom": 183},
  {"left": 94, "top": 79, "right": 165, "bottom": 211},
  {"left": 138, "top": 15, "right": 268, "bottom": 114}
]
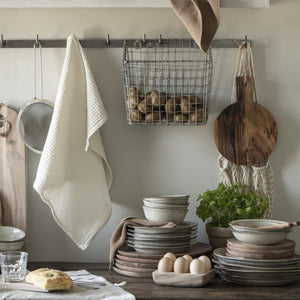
[{"left": 256, "top": 222, "right": 300, "bottom": 230}]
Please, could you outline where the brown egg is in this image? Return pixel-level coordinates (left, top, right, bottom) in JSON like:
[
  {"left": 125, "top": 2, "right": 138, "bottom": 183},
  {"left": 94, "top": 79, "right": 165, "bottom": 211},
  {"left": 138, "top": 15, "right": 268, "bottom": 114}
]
[
  {"left": 158, "top": 257, "right": 173, "bottom": 272},
  {"left": 173, "top": 257, "right": 189, "bottom": 273},
  {"left": 164, "top": 252, "right": 176, "bottom": 262},
  {"left": 182, "top": 254, "right": 193, "bottom": 265}
]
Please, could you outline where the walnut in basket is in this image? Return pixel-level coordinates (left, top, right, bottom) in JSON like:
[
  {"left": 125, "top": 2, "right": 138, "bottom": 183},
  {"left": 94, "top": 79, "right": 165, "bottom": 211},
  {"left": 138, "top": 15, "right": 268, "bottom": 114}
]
[
  {"left": 165, "top": 98, "right": 180, "bottom": 115},
  {"left": 128, "top": 86, "right": 139, "bottom": 96},
  {"left": 180, "top": 97, "right": 194, "bottom": 115}
]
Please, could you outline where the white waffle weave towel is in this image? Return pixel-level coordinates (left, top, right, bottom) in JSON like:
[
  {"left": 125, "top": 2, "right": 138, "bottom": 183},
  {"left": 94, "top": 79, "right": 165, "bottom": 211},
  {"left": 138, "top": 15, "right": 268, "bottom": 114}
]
[{"left": 34, "top": 34, "right": 113, "bottom": 250}]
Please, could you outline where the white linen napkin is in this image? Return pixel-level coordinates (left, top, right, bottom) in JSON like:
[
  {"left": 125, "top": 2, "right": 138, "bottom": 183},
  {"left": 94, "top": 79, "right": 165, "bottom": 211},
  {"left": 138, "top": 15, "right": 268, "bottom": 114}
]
[
  {"left": 0, "top": 270, "right": 135, "bottom": 300},
  {"left": 34, "top": 34, "right": 113, "bottom": 250}
]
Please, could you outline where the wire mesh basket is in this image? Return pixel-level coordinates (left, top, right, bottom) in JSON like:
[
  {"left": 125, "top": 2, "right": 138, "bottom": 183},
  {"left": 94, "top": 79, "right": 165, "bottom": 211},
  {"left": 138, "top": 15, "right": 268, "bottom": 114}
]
[{"left": 122, "top": 39, "right": 213, "bottom": 125}]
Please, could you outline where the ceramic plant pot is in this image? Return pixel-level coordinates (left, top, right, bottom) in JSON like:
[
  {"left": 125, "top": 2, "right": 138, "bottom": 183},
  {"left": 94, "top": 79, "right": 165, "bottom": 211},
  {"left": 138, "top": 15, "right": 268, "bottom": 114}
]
[{"left": 206, "top": 222, "right": 233, "bottom": 249}]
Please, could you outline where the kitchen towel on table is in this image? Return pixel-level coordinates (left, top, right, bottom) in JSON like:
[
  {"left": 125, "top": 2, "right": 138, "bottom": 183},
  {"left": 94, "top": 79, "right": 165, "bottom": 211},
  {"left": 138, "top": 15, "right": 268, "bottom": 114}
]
[
  {"left": 0, "top": 270, "right": 135, "bottom": 300},
  {"left": 109, "top": 217, "right": 176, "bottom": 266},
  {"left": 34, "top": 34, "right": 113, "bottom": 250},
  {"left": 169, "top": 0, "right": 220, "bottom": 53}
]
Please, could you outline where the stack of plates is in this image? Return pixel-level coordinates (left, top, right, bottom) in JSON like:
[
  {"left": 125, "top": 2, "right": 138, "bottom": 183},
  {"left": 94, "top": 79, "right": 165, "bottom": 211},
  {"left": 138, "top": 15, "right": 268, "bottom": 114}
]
[
  {"left": 114, "top": 242, "right": 212, "bottom": 278},
  {"left": 226, "top": 238, "right": 296, "bottom": 260},
  {"left": 213, "top": 248, "right": 300, "bottom": 286},
  {"left": 126, "top": 222, "right": 198, "bottom": 254}
]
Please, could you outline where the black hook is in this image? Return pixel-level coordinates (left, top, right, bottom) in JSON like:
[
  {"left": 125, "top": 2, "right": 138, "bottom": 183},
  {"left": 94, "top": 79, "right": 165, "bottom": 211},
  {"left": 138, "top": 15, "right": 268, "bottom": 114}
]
[
  {"left": 106, "top": 33, "right": 110, "bottom": 45},
  {"left": 244, "top": 35, "right": 248, "bottom": 47},
  {"left": 143, "top": 33, "right": 146, "bottom": 44},
  {"left": 158, "top": 34, "right": 162, "bottom": 45},
  {"left": 34, "top": 34, "right": 40, "bottom": 47}
]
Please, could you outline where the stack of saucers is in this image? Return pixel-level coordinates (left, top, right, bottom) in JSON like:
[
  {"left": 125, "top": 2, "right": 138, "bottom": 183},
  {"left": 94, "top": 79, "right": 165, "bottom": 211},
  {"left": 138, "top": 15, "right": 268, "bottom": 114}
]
[
  {"left": 143, "top": 195, "right": 189, "bottom": 224},
  {"left": 0, "top": 226, "right": 25, "bottom": 251}
]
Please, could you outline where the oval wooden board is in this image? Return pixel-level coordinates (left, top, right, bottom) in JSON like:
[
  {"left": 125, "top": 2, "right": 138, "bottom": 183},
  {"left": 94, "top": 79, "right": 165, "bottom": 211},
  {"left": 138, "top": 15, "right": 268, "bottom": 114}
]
[
  {"left": 227, "top": 238, "right": 295, "bottom": 251},
  {"left": 214, "top": 77, "right": 278, "bottom": 166},
  {"left": 0, "top": 105, "right": 27, "bottom": 244},
  {"left": 115, "top": 258, "right": 158, "bottom": 269},
  {"left": 116, "top": 253, "right": 160, "bottom": 264},
  {"left": 115, "top": 262, "right": 156, "bottom": 273},
  {"left": 113, "top": 266, "right": 153, "bottom": 278},
  {"left": 118, "top": 243, "right": 212, "bottom": 259}
]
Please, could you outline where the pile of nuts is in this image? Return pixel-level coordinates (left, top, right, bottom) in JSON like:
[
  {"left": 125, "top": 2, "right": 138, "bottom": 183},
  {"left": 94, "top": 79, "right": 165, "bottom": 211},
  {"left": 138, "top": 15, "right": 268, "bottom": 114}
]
[{"left": 125, "top": 86, "right": 204, "bottom": 124}]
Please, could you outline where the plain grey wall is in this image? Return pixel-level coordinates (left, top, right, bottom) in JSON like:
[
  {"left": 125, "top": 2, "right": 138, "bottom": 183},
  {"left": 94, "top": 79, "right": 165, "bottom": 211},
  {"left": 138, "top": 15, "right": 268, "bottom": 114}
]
[{"left": 0, "top": 1, "right": 299, "bottom": 262}]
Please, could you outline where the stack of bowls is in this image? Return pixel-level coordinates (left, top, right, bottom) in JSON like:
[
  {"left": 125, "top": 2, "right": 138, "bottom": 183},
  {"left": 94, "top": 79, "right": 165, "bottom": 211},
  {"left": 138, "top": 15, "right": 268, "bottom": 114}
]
[
  {"left": 143, "top": 195, "right": 189, "bottom": 224},
  {"left": 0, "top": 226, "right": 25, "bottom": 251}
]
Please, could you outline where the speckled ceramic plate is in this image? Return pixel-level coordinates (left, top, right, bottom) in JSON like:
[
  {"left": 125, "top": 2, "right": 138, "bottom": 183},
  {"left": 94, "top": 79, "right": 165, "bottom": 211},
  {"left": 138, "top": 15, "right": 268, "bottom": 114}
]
[{"left": 212, "top": 258, "right": 300, "bottom": 271}]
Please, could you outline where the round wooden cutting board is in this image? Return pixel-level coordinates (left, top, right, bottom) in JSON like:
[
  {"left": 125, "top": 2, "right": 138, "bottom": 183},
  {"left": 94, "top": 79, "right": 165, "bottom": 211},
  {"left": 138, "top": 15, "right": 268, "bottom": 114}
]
[{"left": 214, "top": 77, "right": 278, "bottom": 166}]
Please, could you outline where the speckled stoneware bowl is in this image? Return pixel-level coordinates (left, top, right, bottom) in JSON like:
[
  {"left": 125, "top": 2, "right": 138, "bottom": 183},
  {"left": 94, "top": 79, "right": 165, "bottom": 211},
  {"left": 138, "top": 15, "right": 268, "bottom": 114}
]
[{"left": 229, "top": 219, "right": 292, "bottom": 246}]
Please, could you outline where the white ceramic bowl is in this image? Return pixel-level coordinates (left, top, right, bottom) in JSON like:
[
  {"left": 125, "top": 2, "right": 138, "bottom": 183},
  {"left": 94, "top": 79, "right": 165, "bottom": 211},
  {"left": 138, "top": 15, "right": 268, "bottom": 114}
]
[
  {"left": 0, "top": 226, "right": 25, "bottom": 243},
  {"left": 0, "top": 241, "right": 24, "bottom": 251},
  {"left": 143, "top": 195, "right": 190, "bottom": 205},
  {"left": 229, "top": 219, "right": 292, "bottom": 246},
  {"left": 143, "top": 200, "right": 189, "bottom": 210},
  {"left": 143, "top": 206, "right": 187, "bottom": 224}
]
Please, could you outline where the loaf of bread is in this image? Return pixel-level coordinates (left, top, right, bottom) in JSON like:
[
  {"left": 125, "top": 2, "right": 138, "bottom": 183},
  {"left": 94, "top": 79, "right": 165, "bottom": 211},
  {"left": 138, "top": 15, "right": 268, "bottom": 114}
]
[{"left": 25, "top": 268, "right": 73, "bottom": 290}]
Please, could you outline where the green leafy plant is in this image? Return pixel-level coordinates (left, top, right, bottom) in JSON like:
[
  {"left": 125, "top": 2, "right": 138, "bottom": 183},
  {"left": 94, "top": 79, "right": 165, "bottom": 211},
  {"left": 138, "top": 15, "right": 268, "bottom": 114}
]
[{"left": 196, "top": 182, "right": 269, "bottom": 227}]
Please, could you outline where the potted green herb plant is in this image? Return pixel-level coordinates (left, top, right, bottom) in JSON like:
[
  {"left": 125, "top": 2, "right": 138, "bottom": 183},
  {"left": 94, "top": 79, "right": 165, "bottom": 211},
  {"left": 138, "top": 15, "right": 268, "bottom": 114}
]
[{"left": 196, "top": 182, "right": 269, "bottom": 249}]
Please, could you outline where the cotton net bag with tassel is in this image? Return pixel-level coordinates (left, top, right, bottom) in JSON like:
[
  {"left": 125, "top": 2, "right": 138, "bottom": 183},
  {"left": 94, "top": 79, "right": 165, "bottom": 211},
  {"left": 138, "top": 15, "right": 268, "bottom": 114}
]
[{"left": 214, "top": 41, "right": 278, "bottom": 218}]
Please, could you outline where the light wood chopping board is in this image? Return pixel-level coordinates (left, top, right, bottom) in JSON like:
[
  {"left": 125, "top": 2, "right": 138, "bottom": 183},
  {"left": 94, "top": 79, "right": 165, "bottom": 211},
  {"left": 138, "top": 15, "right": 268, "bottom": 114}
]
[{"left": 0, "top": 104, "right": 27, "bottom": 235}]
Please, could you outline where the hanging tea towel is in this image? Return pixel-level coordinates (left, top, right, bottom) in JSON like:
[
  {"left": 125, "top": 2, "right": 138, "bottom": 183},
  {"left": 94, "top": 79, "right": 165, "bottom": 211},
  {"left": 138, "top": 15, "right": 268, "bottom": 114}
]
[
  {"left": 169, "top": 0, "right": 220, "bottom": 53},
  {"left": 34, "top": 34, "right": 113, "bottom": 250}
]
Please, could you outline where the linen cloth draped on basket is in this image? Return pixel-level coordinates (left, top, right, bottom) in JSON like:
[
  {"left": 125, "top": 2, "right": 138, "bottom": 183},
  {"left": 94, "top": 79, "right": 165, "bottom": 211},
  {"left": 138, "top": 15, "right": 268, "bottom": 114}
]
[
  {"left": 169, "top": 0, "right": 220, "bottom": 53},
  {"left": 34, "top": 34, "right": 113, "bottom": 250}
]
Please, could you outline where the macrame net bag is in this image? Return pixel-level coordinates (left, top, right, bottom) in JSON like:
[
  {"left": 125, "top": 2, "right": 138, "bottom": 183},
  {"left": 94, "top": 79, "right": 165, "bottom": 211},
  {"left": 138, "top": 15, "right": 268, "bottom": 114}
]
[{"left": 218, "top": 42, "right": 274, "bottom": 218}]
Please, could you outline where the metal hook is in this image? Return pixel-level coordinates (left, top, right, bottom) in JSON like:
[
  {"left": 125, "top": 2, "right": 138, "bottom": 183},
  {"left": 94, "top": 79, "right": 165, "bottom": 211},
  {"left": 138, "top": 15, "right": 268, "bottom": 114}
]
[
  {"left": 143, "top": 33, "right": 146, "bottom": 44},
  {"left": 34, "top": 34, "right": 40, "bottom": 47},
  {"left": 0, "top": 34, "right": 4, "bottom": 48},
  {"left": 158, "top": 34, "right": 162, "bottom": 45},
  {"left": 244, "top": 35, "right": 248, "bottom": 47},
  {"left": 106, "top": 33, "right": 110, "bottom": 45}
]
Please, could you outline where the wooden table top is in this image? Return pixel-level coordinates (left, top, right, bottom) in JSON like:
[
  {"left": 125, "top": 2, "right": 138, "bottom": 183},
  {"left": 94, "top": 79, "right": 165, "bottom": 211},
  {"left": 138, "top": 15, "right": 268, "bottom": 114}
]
[{"left": 28, "top": 262, "right": 300, "bottom": 300}]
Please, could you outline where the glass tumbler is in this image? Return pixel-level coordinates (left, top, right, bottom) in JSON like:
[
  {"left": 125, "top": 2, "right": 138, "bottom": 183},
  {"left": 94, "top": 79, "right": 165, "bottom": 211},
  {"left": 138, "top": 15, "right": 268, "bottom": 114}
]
[{"left": 0, "top": 251, "right": 28, "bottom": 282}]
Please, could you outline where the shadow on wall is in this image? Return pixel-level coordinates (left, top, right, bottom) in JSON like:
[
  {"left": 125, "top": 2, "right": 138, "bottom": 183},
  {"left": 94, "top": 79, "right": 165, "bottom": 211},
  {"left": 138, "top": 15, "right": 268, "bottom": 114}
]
[{"left": 253, "top": 41, "right": 300, "bottom": 219}]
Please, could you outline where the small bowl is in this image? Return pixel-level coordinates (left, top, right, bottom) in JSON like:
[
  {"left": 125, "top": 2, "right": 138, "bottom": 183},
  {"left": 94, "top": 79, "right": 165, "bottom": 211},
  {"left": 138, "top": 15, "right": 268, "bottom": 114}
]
[
  {"left": 143, "top": 195, "right": 190, "bottom": 205},
  {"left": 143, "top": 200, "right": 189, "bottom": 210},
  {"left": 229, "top": 219, "right": 292, "bottom": 246},
  {"left": 143, "top": 206, "right": 187, "bottom": 224},
  {"left": 0, "top": 241, "right": 25, "bottom": 251},
  {"left": 0, "top": 226, "right": 25, "bottom": 243}
]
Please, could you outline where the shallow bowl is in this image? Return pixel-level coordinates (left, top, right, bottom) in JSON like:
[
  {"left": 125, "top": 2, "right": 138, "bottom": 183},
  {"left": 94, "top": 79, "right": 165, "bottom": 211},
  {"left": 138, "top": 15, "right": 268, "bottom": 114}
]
[
  {"left": 229, "top": 219, "right": 292, "bottom": 246},
  {"left": 0, "top": 226, "right": 25, "bottom": 243},
  {"left": 143, "top": 206, "right": 187, "bottom": 224}
]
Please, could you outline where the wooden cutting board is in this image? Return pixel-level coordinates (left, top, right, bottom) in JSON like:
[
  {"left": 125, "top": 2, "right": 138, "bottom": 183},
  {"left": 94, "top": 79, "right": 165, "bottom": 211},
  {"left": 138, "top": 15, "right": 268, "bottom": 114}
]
[
  {"left": 214, "top": 77, "right": 278, "bottom": 166},
  {"left": 0, "top": 104, "right": 27, "bottom": 235}
]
